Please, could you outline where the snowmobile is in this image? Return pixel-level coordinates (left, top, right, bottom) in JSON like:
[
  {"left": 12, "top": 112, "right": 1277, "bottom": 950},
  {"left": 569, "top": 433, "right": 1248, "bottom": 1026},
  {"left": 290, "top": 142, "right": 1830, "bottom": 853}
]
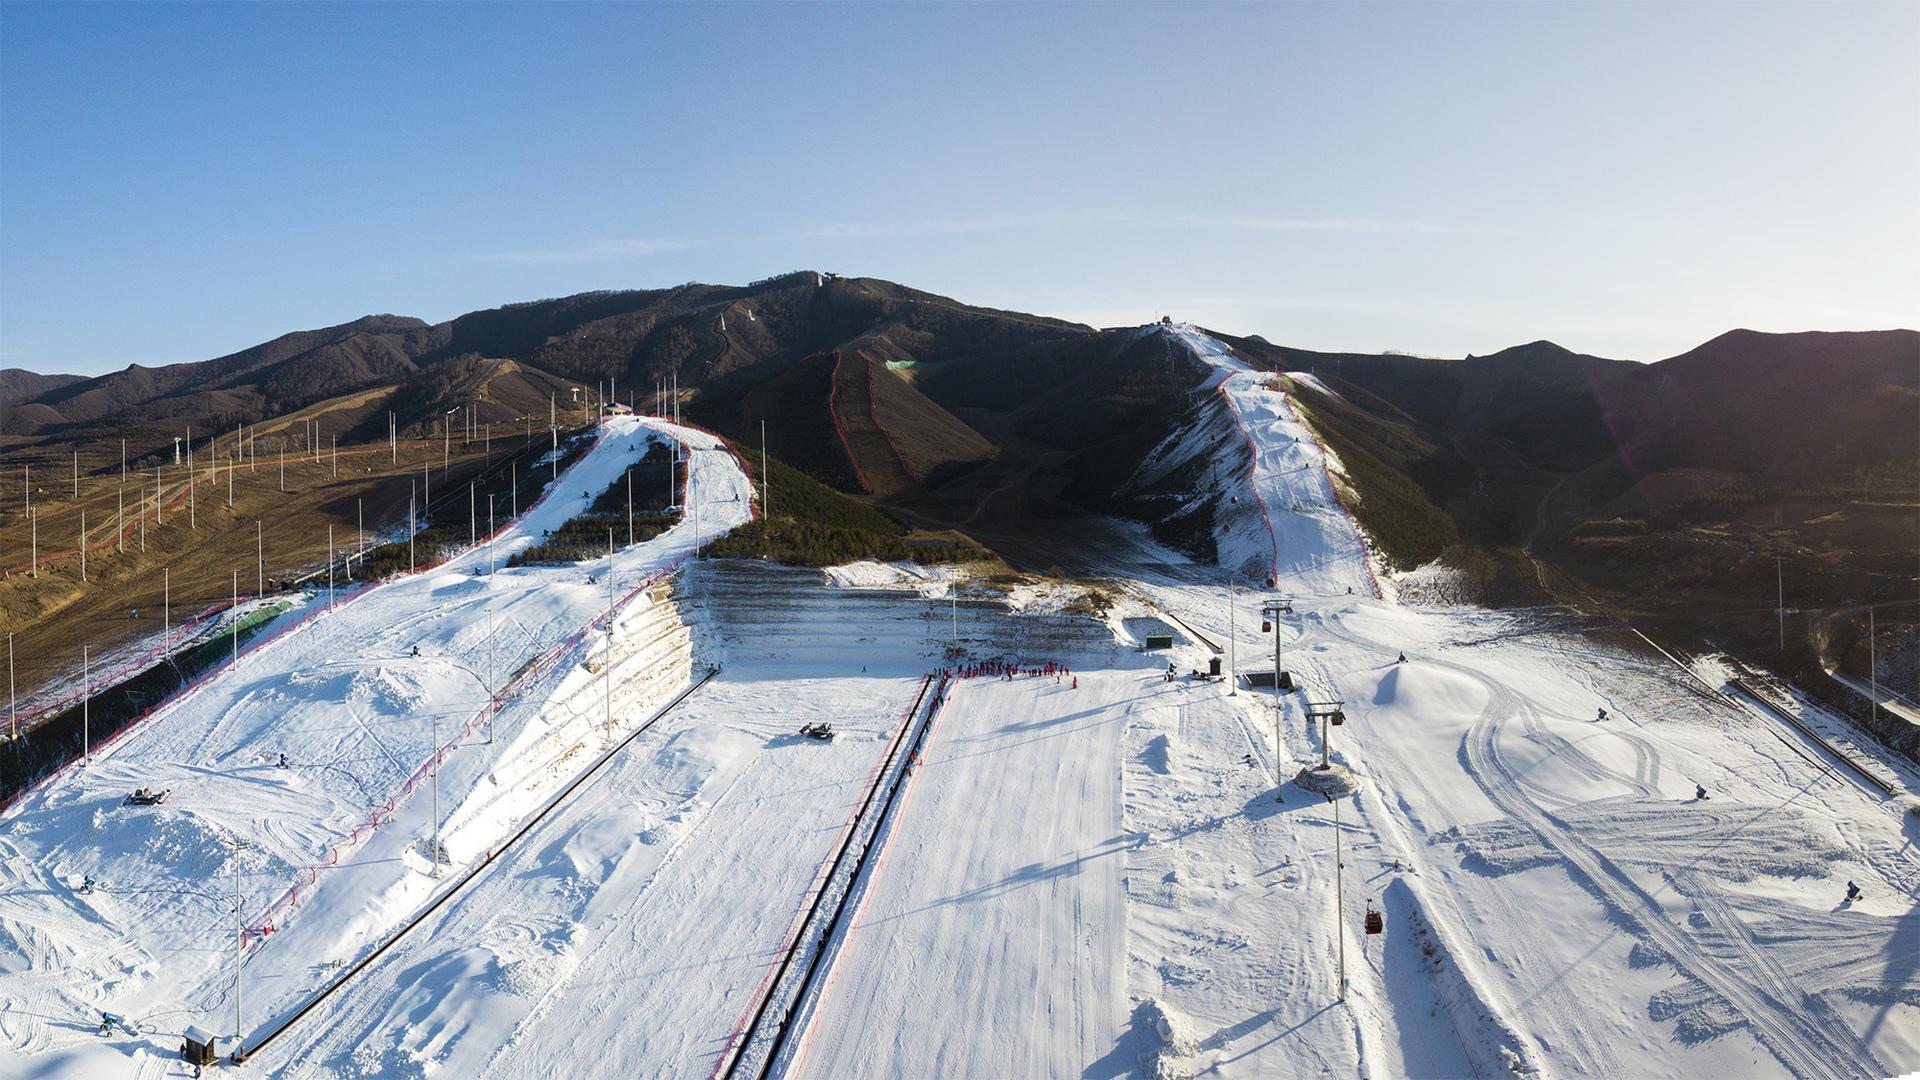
[
  {"left": 126, "top": 787, "right": 170, "bottom": 806},
  {"left": 799, "top": 722, "right": 835, "bottom": 742}
]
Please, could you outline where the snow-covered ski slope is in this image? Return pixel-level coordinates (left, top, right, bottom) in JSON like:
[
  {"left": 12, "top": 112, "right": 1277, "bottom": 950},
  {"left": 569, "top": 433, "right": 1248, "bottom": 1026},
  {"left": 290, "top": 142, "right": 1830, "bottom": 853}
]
[
  {"left": 5, "top": 352, "right": 1919, "bottom": 1079},
  {"left": 0, "top": 416, "right": 751, "bottom": 1079},
  {"left": 1132, "top": 324, "right": 1375, "bottom": 597},
  {"left": 1116, "top": 543, "right": 1920, "bottom": 1078}
]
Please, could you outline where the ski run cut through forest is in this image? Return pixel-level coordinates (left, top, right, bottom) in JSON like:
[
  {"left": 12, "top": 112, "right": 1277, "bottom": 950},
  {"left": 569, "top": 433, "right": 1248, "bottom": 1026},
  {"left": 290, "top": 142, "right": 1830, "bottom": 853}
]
[{"left": 1, "top": 328, "right": 1916, "bottom": 1080}]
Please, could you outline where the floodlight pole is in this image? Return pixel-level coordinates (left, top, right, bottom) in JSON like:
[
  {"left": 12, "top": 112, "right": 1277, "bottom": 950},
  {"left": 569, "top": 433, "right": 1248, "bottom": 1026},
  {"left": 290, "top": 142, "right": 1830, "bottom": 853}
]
[
  {"left": 231, "top": 837, "right": 251, "bottom": 1046},
  {"left": 431, "top": 713, "right": 441, "bottom": 877},
  {"left": 409, "top": 485, "right": 416, "bottom": 574},
  {"left": 605, "top": 527, "right": 615, "bottom": 745},
  {"left": 232, "top": 571, "right": 239, "bottom": 664},
  {"left": 1227, "top": 584, "right": 1237, "bottom": 695},
  {"left": 1330, "top": 793, "right": 1346, "bottom": 1003},
  {"left": 81, "top": 645, "right": 90, "bottom": 766},
  {"left": 1869, "top": 605, "right": 1879, "bottom": 727},
  {"left": 7, "top": 632, "right": 15, "bottom": 741},
  {"left": 761, "top": 420, "right": 768, "bottom": 520},
  {"left": 486, "top": 608, "right": 495, "bottom": 745},
  {"left": 1776, "top": 557, "right": 1785, "bottom": 651},
  {"left": 257, "top": 521, "right": 264, "bottom": 595}
]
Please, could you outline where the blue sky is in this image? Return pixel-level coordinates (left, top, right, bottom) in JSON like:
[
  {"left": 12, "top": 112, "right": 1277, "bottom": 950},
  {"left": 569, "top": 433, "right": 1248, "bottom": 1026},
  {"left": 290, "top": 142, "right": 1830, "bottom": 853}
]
[{"left": 2, "top": 2, "right": 1914, "bottom": 375}]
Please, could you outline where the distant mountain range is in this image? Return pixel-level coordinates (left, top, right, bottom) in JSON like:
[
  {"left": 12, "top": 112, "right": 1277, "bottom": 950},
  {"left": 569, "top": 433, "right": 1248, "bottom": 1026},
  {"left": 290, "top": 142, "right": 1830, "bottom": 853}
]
[{"left": 3, "top": 271, "right": 1912, "bottom": 593}]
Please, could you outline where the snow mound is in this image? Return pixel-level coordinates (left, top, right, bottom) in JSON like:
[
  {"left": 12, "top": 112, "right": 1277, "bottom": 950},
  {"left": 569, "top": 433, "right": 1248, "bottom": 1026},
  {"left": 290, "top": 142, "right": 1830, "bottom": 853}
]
[{"left": 1138, "top": 996, "right": 1201, "bottom": 1078}]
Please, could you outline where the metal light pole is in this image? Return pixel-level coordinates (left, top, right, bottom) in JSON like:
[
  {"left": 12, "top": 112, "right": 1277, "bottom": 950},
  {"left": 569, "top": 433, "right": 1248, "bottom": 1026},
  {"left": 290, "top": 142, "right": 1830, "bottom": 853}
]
[
  {"left": 761, "top": 420, "right": 769, "bottom": 520},
  {"left": 1869, "top": 605, "right": 1879, "bottom": 726},
  {"left": 257, "top": 521, "right": 264, "bottom": 596},
  {"left": 1227, "top": 583, "right": 1237, "bottom": 695},
  {"left": 486, "top": 608, "right": 495, "bottom": 745},
  {"left": 1329, "top": 793, "right": 1346, "bottom": 1002},
  {"left": 430, "top": 714, "right": 441, "bottom": 878},
  {"left": 1776, "top": 557, "right": 1785, "bottom": 651},
  {"left": 605, "top": 528, "right": 615, "bottom": 746},
  {"left": 231, "top": 837, "right": 251, "bottom": 1046},
  {"left": 81, "top": 646, "right": 90, "bottom": 766},
  {"left": 7, "top": 633, "right": 15, "bottom": 741}
]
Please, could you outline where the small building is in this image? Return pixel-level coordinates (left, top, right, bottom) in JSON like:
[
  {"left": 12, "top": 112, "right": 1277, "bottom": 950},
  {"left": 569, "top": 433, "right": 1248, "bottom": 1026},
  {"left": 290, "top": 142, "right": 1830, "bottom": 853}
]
[{"left": 182, "top": 1025, "right": 219, "bottom": 1066}]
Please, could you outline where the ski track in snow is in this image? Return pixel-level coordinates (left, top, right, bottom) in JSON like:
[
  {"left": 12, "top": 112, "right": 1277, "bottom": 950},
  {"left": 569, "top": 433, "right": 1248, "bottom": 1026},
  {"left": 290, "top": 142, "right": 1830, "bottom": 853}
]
[{"left": 4, "top": 332, "right": 1918, "bottom": 1079}]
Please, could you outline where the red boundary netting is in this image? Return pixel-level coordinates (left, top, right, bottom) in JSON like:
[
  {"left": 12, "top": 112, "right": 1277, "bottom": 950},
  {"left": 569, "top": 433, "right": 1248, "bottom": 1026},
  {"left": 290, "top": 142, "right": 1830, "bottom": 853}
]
[
  {"left": 825, "top": 352, "right": 874, "bottom": 494},
  {"left": 862, "top": 355, "right": 921, "bottom": 485},
  {"left": 1215, "top": 378, "right": 1383, "bottom": 600},
  {"left": 241, "top": 416, "right": 749, "bottom": 945},
  {"left": 1274, "top": 388, "right": 1384, "bottom": 600},
  {"left": 708, "top": 671, "right": 939, "bottom": 1078},
  {"left": 1215, "top": 381, "right": 1283, "bottom": 584}
]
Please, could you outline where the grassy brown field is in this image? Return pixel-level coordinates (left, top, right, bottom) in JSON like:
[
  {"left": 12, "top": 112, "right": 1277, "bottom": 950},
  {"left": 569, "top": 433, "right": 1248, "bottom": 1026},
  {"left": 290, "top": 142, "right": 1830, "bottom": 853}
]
[{"left": 0, "top": 407, "right": 588, "bottom": 711}]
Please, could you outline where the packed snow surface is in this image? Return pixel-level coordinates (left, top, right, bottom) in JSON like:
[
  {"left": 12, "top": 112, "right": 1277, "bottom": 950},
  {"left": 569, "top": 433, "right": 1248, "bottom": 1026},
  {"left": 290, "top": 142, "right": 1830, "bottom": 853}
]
[{"left": 3, "top": 341, "right": 1917, "bottom": 1080}]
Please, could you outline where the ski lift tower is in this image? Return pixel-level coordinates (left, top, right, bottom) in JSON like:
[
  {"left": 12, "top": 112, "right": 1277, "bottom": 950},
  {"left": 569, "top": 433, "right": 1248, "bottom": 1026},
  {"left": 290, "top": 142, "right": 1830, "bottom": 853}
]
[
  {"left": 1260, "top": 598, "right": 1295, "bottom": 692},
  {"left": 1304, "top": 700, "right": 1346, "bottom": 769}
]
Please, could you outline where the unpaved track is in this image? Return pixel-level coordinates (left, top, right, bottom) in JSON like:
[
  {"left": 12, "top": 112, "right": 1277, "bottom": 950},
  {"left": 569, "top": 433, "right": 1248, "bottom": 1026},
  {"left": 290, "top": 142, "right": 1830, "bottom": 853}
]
[{"left": 1456, "top": 670, "right": 1886, "bottom": 1080}]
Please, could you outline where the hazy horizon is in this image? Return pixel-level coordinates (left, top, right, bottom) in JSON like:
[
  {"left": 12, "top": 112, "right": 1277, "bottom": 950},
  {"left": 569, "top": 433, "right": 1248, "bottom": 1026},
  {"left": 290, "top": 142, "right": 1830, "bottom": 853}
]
[{"left": 3, "top": 1, "right": 1915, "bottom": 376}]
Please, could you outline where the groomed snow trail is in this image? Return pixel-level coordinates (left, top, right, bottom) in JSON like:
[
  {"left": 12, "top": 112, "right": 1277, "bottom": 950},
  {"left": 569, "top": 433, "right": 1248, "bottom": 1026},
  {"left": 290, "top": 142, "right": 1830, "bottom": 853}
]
[
  {"left": 1112, "top": 339, "right": 1918, "bottom": 1078},
  {"left": 1166, "top": 324, "right": 1375, "bottom": 598},
  {"left": 789, "top": 670, "right": 1133, "bottom": 1078},
  {"left": 0, "top": 416, "right": 752, "bottom": 1078}
]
